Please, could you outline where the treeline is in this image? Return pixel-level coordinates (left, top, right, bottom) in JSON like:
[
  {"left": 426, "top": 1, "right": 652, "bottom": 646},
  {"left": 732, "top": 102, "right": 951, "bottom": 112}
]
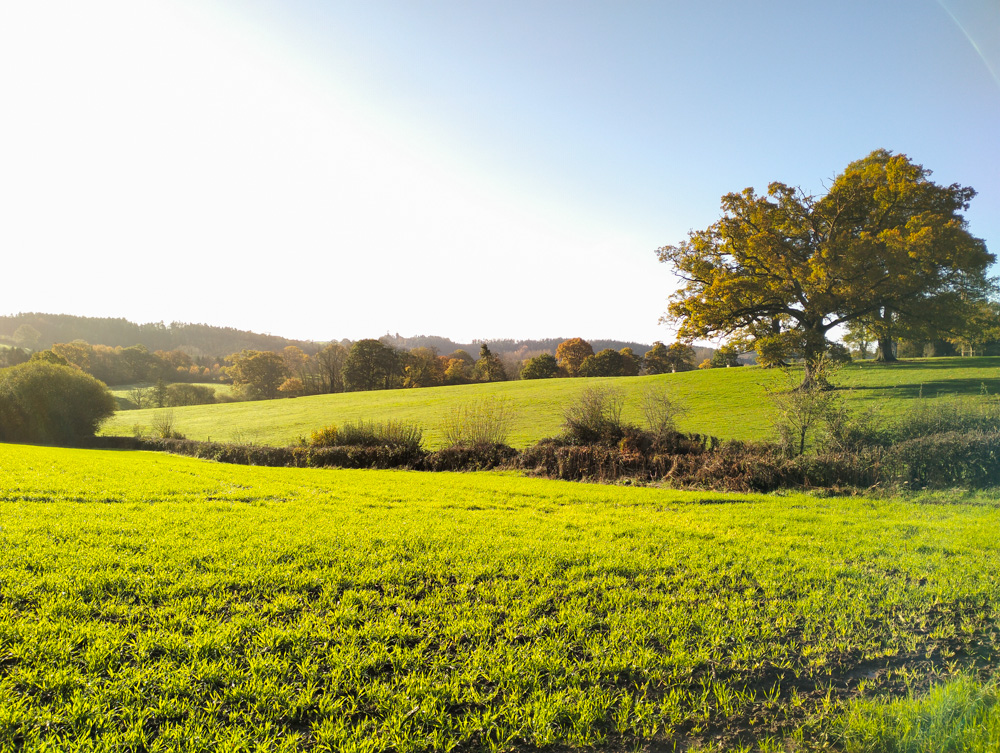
[
  {"left": 0, "top": 313, "right": 321, "bottom": 357},
  {"left": 0, "top": 313, "right": 687, "bottom": 364},
  {"left": 0, "top": 342, "right": 225, "bottom": 386},
  {"left": 1, "top": 334, "right": 718, "bottom": 407},
  {"left": 222, "top": 337, "right": 719, "bottom": 401}
]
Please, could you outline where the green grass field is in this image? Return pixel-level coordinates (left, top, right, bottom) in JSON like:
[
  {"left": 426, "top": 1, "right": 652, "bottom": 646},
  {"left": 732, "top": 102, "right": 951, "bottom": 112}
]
[
  {"left": 99, "top": 357, "right": 1000, "bottom": 449},
  {"left": 2, "top": 443, "right": 1000, "bottom": 751}
]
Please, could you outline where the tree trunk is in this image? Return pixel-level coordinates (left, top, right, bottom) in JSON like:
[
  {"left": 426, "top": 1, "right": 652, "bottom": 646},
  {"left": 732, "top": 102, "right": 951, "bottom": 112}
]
[
  {"left": 798, "top": 327, "right": 829, "bottom": 390},
  {"left": 875, "top": 335, "right": 897, "bottom": 362}
]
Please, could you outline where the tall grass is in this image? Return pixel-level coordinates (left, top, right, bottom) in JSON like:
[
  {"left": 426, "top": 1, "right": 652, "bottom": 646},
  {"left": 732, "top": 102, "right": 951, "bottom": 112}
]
[{"left": 835, "top": 674, "right": 1000, "bottom": 752}]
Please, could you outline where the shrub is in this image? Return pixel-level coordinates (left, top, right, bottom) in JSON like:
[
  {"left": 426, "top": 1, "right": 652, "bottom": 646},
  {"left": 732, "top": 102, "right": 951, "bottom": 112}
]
[
  {"left": 150, "top": 409, "right": 184, "bottom": 439},
  {"left": 309, "top": 420, "right": 423, "bottom": 452},
  {"left": 768, "top": 384, "right": 842, "bottom": 457},
  {"left": 889, "top": 430, "right": 1000, "bottom": 489},
  {"left": 891, "top": 393, "right": 1000, "bottom": 442},
  {"left": 562, "top": 387, "right": 631, "bottom": 444},
  {"left": 441, "top": 397, "right": 514, "bottom": 447},
  {"left": 308, "top": 425, "right": 340, "bottom": 447},
  {"left": 640, "top": 388, "right": 685, "bottom": 440},
  {"left": 422, "top": 442, "right": 518, "bottom": 472},
  {"left": 0, "top": 361, "right": 116, "bottom": 444},
  {"left": 306, "top": 444, "right": 425, "bottom": 469}
]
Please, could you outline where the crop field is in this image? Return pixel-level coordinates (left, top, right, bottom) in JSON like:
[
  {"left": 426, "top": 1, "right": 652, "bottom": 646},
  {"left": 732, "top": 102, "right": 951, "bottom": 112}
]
[
  {"left": 98, "top": 357, "right": 1000, "bottom": 449},
  {"left": 3, "top": 443, "right": 1000, "bottom": 750}
]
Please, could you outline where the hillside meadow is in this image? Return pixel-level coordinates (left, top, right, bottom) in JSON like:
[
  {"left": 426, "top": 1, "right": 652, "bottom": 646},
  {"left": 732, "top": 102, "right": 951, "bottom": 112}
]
[
  {"left": 2, "top": 443, "right": 1000, "bottom": 750},
  {"left": 99, "top": 357, "right": 1000, "bottom": 449}
]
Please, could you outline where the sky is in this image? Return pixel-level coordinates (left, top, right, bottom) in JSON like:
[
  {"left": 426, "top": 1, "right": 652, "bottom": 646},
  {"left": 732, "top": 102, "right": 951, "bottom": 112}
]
[{"left": 1, "top": 0, "right": 998, "bottom": 346}]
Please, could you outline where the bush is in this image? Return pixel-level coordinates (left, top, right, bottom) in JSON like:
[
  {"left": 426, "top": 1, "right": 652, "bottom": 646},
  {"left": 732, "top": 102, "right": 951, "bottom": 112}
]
[
  {"left": 562, "top": 387, "right": 631, "bottom": 445},
  {"left": 0, "top": 361, "right": 116, "bottom": 444},
  {"left": 309, "top": 420, "right": 423, "bottom": 452},
  {"left": 306, "top": 444, "right": 425, "bottom": 469},
  {"left": 422, "top": 442, "right": 518, "bottom": 472},
  {"left": 441, "top": 397, "right": 514, "bottom": 447},
  {"left": 889, "top": 430, "right": 1000, "bottom": 489},
  {"left": 640, "top": 389, "right": 685, "bottom": 440},
  {"left": 150, "top": 409, "right": 184, "bottom": 439},
  {"left": 891, "top": 393, "right": 1000, "bottom": 442}
]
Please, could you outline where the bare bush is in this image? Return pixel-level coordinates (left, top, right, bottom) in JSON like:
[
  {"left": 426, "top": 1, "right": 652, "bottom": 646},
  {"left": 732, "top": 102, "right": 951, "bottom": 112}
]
[
  {"left": 150, "top": 409, "right": 182, "bottom": 439},
  {"left": 127, "top": 385, "right": 155, "bottom": 410},
  {"left": 562, "top": 387, "right": 629, "bottom": 444},
  {"left": 441, "top": 397, "right": 514, "bottom": 447},
  {"left": 640, "top": 389, "right": 686, "bottom": 439}
]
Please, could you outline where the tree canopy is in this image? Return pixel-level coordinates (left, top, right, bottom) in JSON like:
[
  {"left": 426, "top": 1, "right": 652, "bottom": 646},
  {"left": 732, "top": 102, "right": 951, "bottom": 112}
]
[
  {"left": 343, "top": 339, "right": 402, "bottom": 392},
  {"left": 657, "top": 150, "right": 994, "bottom": 384},
  {"left": 224, "top": 350, "right": 287, "bottom": 400},
  {"left": 520, "top": 353, "right": 560, "bottom": 380},
  {"left": 0, "top": 361, "right": 116, "bottom": 444},
  {"left": 555, "top": 338, "right": 594, "bottom": 377}
]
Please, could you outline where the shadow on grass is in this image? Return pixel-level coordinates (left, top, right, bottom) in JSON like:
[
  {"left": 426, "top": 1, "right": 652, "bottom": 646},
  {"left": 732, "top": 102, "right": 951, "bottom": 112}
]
[
  {"left": 847, "top": 379, "right": 998, "bottom": 399},
  {"left": 849, "top": 357, "right": 1000, "bottom": 371}
]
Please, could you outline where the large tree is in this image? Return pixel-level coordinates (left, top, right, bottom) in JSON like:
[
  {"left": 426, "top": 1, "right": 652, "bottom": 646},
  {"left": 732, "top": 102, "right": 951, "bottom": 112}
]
[
  {"left": 657, "top": 150, "right": 993, "bottom": 386},
  {"left": 342, "top": 339, "right": 402, "bottom": 392},
  {"left": 555, "top": 338, "right": 594, "bottom": 377},
  {"left": 224, "top": 350, "right": 287, "bottom": 400}
]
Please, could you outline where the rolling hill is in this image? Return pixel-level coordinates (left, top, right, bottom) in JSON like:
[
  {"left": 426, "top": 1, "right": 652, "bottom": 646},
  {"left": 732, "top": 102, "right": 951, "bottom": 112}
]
[{"left": 100, "top": 357, "right": 1000, "bottom": 449}]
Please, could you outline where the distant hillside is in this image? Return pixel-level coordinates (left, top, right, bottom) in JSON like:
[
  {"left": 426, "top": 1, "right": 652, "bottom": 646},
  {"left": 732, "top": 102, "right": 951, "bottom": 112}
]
[
  {"left": 0, "top": 313, "right": 322, "bottom": 357},
  {"left": 379, "top": 333, "right": 714, "bottom": 362},
  {"left": 0, "top": 312, "right": 713, "bottom": 364}
]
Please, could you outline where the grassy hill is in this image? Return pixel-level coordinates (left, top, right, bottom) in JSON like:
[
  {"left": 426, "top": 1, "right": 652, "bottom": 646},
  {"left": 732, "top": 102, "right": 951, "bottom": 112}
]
[
  {"left": 99, "top": 357, "right": 1000, "bottom": 449},
  {"left": 3, "top": 442, "right": 1000, "bottom": 750}
]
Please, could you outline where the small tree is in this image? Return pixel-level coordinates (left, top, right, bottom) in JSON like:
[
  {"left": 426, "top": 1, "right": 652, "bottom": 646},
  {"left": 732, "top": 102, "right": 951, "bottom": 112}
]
[
  {"left": 474, "top": 344, "right": 507, "bottom": 382},
  {"left": 767, "top": 357, "right": 842, "bottom": 455},
  {"left": 127, "top": 385, "right": 155, "bottom": 409}
]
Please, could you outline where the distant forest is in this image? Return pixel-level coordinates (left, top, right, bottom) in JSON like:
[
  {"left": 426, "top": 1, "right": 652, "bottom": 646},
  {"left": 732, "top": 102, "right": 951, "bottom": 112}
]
[
  {"left": 0, "top": 313, "right": 321, "bottom": 358},
  {"left": 0, "top": 313, "right": 713, "bottom": 362}
]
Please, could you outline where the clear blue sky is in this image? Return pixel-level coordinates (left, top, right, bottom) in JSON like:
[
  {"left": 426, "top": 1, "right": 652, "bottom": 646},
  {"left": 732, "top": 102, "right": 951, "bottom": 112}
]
[{"left": 1, "top": 0, "right": 997, "bottom": 345}]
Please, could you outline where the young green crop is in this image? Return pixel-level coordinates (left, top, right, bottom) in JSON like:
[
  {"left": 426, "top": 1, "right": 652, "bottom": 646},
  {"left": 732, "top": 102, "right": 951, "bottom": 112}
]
[{"left": 2, "top": 443, "right": 1000, "bottom": 750}]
